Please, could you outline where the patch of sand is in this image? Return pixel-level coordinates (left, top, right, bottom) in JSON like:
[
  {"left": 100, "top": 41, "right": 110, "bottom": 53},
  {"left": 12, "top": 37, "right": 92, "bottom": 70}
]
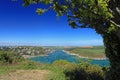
[{"left": 0, "top": 70, "right": 50, "bottom": 80}]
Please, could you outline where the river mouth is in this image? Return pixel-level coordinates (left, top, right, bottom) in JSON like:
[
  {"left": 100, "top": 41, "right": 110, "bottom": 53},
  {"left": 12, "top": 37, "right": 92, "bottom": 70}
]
[{"left": 30, "top": 50, "right": 110, "bottom": 66}]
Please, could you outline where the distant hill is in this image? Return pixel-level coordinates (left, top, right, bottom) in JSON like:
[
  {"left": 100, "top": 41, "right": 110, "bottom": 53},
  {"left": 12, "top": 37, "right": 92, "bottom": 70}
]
[{"left": 64, "top": 46, "right": 105, "bottom": 58}]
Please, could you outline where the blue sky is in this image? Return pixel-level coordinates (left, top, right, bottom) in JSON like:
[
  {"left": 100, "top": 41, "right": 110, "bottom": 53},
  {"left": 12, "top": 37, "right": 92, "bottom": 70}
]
[{"left": 0, "top": 0, "right": 103, "bottom": 46}]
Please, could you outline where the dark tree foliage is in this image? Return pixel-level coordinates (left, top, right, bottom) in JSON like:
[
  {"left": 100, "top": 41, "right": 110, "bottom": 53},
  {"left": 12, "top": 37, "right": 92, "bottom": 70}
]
[
  {"left": 22, "top": 0, "right": 120, "bottom": 79},
  {"left": 0, "top": 50, "right": 23, "bottom": 64}
]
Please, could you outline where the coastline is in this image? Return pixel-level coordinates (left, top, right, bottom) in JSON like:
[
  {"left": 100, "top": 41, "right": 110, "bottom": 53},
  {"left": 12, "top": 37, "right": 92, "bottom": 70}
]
[
  {"left": 63, "top": 50, "right": 107, "bottom": 60},
  {"left": 23, "top": 50, "right": 107, "bottom": 60}
]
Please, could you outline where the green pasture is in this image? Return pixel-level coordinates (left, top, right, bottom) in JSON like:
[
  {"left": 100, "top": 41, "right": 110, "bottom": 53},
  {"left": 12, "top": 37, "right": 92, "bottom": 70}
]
[{"left": 66, "top": 46, "right": 105, "bottom": 58}]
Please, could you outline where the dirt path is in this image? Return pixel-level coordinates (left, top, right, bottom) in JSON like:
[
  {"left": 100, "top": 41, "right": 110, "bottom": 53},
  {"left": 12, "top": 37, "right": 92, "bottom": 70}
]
[{"left": 0, "top": 70, "right": 50, "bottom": 80}]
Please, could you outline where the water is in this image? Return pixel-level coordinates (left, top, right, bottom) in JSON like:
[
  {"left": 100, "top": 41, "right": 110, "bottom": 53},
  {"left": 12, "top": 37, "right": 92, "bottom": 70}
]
[{"left": 30, "top": 50, "right": 110, "bottom": 66}]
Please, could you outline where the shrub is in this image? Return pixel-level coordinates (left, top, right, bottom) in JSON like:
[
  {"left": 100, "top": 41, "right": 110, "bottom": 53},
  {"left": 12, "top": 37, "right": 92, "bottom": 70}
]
[
  {"left": 52, "top": 60, "right": 70, "bottom": 66},
  {"left": 22, "top": 61, "right": 38, "bottom": 69},
  {"left": 0, "top": 50, "right": 23, "bottom": 64},
  {"left": 64, "top": 61, "right": 105, "bottom": 80}
]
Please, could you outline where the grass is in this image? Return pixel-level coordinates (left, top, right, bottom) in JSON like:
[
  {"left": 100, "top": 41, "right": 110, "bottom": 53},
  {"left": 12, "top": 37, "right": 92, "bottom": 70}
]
[
  {"left": 0, "top": 60, "right": 66, "bottom": 80},
  {"left": 66, "top": 46, "right": 105, "bottom": 58},
  {"left": 0, "top": 59, "right": 108, "bottom": 80},
  {"left": 0, "top": 49, "right": 66, "bottom": 80}
]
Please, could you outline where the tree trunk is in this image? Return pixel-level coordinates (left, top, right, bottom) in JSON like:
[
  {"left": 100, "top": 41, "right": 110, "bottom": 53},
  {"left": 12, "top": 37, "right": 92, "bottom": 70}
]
[{"left": 103, "top": 30, "right": 120, "bottom": 80}]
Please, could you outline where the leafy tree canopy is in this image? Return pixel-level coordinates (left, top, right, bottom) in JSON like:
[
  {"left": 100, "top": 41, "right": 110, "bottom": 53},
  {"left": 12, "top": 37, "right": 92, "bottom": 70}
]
[{"left": 23, "top": 0, "right": 120, "bottom": 34}]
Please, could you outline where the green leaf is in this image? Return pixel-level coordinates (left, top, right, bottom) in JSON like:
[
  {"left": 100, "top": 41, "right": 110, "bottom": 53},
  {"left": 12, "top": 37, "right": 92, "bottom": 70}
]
[{"left": 36, "top": 8, "right": 47, "bottom": 15}]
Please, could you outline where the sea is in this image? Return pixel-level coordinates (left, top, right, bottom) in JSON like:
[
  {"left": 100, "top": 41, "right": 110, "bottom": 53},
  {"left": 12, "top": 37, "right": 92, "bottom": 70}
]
[{"left": 30, "top": 50, "right": 110, "bottom": 66}]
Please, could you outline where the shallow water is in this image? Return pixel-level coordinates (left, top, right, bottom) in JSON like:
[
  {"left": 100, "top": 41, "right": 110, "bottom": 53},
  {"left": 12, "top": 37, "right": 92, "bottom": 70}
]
[{"left": 30, "top": 50, "right": 110, "bottom": 66}]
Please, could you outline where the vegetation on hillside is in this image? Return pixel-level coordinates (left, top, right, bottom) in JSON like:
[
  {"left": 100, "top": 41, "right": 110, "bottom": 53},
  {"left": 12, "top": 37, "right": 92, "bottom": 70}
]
[
  {"left": 65, "top": 46, "right": 105, "bottom": 58},
  {"left": 0, "top": 46, "right": 53, "bottom": 65},
  {"left": 0, "top": 50, "right": 23, "bottom": 64},
  {"left": 0, "top": 46, "right": 53, "bottom": 58},
  {"left": 0, "top": 59, "right": 109, "bottom": 80},
  {"left": 0, "top": 46, "right": 109, "bottom": 80}
]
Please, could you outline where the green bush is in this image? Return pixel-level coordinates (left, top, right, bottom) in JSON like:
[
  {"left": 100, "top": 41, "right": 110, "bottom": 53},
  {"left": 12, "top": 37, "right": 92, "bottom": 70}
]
[
  {"left": 64, "top": 61, "right": 105, "bottom": 80},
  {"left": 0, "top": 51, "right": 23, "bottom": 64},
  {"left": 22, "top": 61, "right": 38, "bottom": 69},
  {"left": 51, "top": 60, "right": 105, "bottom": 80},
  {"left": 52, "top": 60, "right": 70, "bottom": 66}
]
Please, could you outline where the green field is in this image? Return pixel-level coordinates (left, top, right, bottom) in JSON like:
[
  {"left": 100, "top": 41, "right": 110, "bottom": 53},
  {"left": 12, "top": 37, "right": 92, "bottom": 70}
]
[{"left": 65, "top": 46, "right": 106, "bottom": 58}]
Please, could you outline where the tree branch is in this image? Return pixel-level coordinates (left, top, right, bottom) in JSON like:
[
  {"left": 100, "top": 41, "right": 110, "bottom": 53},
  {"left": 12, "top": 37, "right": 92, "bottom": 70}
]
[{"left": 109, "top": 19, "right": 120, "bottom": 28}]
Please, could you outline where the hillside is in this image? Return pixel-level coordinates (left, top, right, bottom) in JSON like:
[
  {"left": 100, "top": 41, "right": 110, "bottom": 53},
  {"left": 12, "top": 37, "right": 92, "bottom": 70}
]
[
  {"left": 0, "top": 46, "right": 53, "bottom": 58},
  {"left": 64, "top": 46, "right": 106, "bottom": 59}
]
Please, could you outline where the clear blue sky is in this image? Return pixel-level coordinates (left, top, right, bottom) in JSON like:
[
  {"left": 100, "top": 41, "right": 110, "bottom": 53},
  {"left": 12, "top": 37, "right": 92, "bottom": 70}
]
[{"left": 0, "top": 0, "right": 103, "bottom": 46}]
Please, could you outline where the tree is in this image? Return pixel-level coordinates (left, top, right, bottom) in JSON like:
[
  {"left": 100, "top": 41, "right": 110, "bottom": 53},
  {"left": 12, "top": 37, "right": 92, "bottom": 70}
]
[{"left": 22, "top": 0, "right": 120, "bottom": 79}]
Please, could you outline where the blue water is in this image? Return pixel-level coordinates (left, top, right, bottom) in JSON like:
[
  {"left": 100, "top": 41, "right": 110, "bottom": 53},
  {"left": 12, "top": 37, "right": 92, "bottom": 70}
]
[{"left": 30, "top": 50, "right": 110, "bottom": 66}]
